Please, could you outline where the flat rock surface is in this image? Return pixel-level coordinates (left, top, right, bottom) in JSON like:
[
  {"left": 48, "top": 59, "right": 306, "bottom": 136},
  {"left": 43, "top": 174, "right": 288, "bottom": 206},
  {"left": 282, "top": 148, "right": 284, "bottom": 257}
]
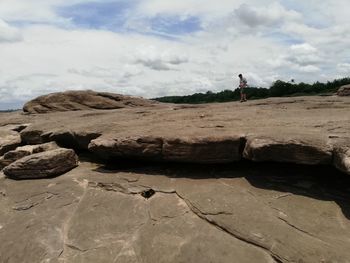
[{"left": 1, "top": 160, "right": 350, "bottom": 262}]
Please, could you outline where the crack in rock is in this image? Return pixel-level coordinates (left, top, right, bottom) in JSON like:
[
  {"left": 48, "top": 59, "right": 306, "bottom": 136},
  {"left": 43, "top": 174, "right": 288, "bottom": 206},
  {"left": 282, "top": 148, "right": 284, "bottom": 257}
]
[
  {"left": 277, "top": 216, "right": 328, "bottom": 245},
  {"left": 59, "top": 179, "right": 89, "bottom": 261},
  {"left": 172, "top": 191, "right": 284, "bottom": 263}
]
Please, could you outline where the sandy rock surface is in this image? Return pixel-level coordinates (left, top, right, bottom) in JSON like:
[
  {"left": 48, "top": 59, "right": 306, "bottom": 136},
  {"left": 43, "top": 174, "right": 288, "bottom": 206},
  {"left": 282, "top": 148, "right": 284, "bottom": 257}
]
[
  {"left": 1, "top": 160, "right": 350, "bottom": 262},
  {"left": 1, "top": 93, "right": 350, "bottom": 262}
]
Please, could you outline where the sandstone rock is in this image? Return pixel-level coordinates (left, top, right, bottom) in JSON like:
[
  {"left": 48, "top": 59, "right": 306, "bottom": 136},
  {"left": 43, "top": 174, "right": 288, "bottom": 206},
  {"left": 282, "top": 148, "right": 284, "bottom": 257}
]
[
  {"left": 20, "top": 129, "right": 45, "bottom": 145},
  {"left": 0, "top": 94, "right": 350, "bottom": 262},
  {"left": 88, "top": 136, "right": 163, "bottom": 160},
  {"left": 163, "top": 136, "right": 244, "bottom": 163},
  {"left": 337, "top": 84, "right": 350, "bottom": 96},
  {"left": 334, "top": 146, "right": 350, "bottom": 175},
  {"left": 3, "top": 148, "right": 78, "bottom": 179},
  {"left": 1, "top": 162, "right": 346, "bottom": 262},
  {"left": 23, "top": 90, "right": 157, "bottom": 114},
  {"left": 0, "top": 142, "right": 59, "bottom": 169},
  {"left": 89, "top": 136, "right": 244, "bottom": 163},
  {"left": 0, "top": 125, "right": 22, "bottom": 156},
  {"left": 43, "top": 130, "right": 101, "bottom": 150},
  {"left": 243, "top": 137, "right": 332, "bottom": 165}
]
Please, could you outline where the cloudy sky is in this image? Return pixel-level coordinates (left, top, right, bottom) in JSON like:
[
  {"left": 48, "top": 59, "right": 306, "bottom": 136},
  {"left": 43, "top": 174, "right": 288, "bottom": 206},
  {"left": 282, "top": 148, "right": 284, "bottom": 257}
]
[{"left": 0, "top": 0, "right": 349, "bottom": 109}]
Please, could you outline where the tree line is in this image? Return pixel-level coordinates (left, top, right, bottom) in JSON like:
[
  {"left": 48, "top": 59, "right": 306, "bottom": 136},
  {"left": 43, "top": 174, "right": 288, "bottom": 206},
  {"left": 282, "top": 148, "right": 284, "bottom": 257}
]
[{"left": 153, "top": 77, "right": 350, "bottom": 104}]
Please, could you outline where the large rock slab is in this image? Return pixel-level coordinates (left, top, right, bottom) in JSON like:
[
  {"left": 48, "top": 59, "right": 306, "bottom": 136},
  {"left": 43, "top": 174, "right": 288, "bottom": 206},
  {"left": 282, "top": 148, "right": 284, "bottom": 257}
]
[
  {"left": 3, "top": 148, "right": 79, "bottom": 179},
  {"left": 89, "top": 136, "right": 163, "bottom": 160},
  {"left": 89, "top": 136, "right": 244, "bottom": 163},
  {"left": 23, "top": 90, "right": 157, "bottom": 114},
  {"left": 3, "top": 95, "right": 350, "bottom": 173},
  {"left": 243, "top": 136, "right": 332, "bottom": 165},
  {"left": 0, "top": 142, "right": 59, "bottom": 169},
  {"left": 337, "top": 84, "right": 350, "bottom": 96},
  {"left": 1, "top": 152, "right": 350, "bottom": 262}
]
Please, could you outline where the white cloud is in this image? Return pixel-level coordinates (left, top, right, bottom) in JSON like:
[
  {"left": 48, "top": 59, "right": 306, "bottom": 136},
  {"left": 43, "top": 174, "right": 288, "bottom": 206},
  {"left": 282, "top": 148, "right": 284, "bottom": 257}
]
[
  {"left": 337, "top": 63, "right": 350, "bottom": 74},
  {"left": 290, "top": 43, "right": 317, "bottom": 53},
  {"left": 133, "top": 46, "right": 189, "bottom": 71},
  {"left": 234, "top": 2, "right": 301, "bottom": 28},
  {"left": 0, "top": 19, "right": 22, "bottom": 42},
  {"left": 287, "top": 43, "right": 322, "bottom": 66},
  {"left": 296, "top": 65, "right": 320, "bottom": 73}
]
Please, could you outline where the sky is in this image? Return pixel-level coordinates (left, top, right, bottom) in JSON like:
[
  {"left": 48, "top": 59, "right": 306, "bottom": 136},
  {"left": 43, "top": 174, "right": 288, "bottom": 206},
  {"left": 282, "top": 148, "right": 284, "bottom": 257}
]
[{"left": 0, "top": 0, "right": 350, "bottom": 109}]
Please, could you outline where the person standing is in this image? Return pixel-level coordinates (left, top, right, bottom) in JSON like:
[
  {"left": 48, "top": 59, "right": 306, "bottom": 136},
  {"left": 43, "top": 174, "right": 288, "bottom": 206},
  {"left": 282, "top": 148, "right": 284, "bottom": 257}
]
[{"left": 238, "top": 74, "right": 247, "bottom": 102}]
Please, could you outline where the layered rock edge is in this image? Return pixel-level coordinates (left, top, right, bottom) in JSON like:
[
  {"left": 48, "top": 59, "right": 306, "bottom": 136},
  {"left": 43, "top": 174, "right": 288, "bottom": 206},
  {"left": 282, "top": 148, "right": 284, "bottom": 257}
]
[
  {"left": 3, "top": 148, "right": 79, "bottom": 179},
  {"left": 18, "top": 127, "right": 350, "bottom": 175}
]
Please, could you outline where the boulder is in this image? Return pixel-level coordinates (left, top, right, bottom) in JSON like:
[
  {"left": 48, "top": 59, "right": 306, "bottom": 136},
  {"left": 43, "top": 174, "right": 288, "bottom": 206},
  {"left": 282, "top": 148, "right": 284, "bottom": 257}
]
[
  {"left": 243, "top": 137, "right": 332, "bottom": 165},
  {"left": 0, "top": 142, "right": 59, "bottom": 169},
  {"left": 337, "top": 84, "right": 350, "bottom": 96},
  {"left": 3, "top": 148, "right": 79, "bottom": 179},
  {"left": 23, "top": 90, "right": 157, "bottom": 114},
  {"left": 0, "top": 125, "right": 22, "bottom": 156}
]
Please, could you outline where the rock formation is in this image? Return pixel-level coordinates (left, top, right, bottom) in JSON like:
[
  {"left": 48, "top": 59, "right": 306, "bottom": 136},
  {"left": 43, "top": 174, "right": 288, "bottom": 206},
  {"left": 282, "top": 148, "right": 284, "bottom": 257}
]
[
  {"left": 23, "top": 90, "right": 157, "bottom": 114},
  {"left": 337, "top": 84, "right": 350, "bottom": 96},
  {"left": 243, "top": 136, "right": 332, "bottom": 165},
  {"left": 0, "top": 91, "right": 350, "bottom": 262},
  {"left": 3, "top": 148, "right": 79, "bottom": 179},
  {"left": 0, "top": 125, "right": 23, "bottom": 155},
  {"left": 0, "top": 142, "right": 59, "bottom": 169}
]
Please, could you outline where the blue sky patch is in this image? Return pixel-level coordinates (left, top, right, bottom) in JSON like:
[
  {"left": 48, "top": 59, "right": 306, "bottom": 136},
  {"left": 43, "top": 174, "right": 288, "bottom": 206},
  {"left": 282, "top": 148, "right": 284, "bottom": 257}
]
[
  {"left": 56, "top": 1, "right": 135, "bottom": 30},
  {"left": 56, "top": 1, "right": 202, "bottom": 36},
  {"left": 150, "top": 15, "right": 202, "bottom": 35}
]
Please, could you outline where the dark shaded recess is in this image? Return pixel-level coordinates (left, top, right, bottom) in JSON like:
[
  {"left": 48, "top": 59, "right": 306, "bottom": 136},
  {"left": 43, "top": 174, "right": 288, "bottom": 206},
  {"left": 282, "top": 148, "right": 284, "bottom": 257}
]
[
  {"left": 49, "top": 132, "right": 101, "bottom": 151},
  {"left": 141, "top": 189, "right": 156, "bottom": 199},
  {"left": 90, "top": 157, "right": 350, "bottom": 220}
]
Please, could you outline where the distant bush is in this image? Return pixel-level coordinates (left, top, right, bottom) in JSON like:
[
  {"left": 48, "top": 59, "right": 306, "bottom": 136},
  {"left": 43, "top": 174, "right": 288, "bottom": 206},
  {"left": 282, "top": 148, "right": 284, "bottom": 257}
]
[{"left": 154, "top": 77, "right": 350, "bottom": 104}]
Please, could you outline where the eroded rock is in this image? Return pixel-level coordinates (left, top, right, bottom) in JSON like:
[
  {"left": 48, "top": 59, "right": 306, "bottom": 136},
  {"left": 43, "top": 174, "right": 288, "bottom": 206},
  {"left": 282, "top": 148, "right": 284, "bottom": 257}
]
[
  {"left": 243, "top": 136, "right": 332, "bottom": 165},
  {"left": 334, "top": 146, "right": 350, "bottom": 175},
  {"left": 337, "top": 84, "right": 350, "bottom": 96},
  {"left": 0, "top": 125, "right": 22, "bottom": 156},
  {"left": 88, "top": 136, "right": 163, "bottom": 160},
  {"left": 3, "top": 148, "right": 79, "bottom": 179},
  {"left": 163, "top": 136, "right": 244, "bottom": 163},
  {"left": 23, "top": 90, "right": 157, "bottom": 114},
  {"left": 0, "top": 142, "right": 59, "bottom": 169}
]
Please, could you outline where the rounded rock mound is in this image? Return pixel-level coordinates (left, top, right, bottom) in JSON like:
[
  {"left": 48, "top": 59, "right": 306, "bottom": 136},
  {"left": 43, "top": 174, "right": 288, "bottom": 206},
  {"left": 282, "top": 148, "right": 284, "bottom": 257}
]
[
  {"left": 23, "top": 90, "right": 157, "bottom": 114},
  {"left": 337, "top": 84, "right": 350, "bottom": 96}
]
